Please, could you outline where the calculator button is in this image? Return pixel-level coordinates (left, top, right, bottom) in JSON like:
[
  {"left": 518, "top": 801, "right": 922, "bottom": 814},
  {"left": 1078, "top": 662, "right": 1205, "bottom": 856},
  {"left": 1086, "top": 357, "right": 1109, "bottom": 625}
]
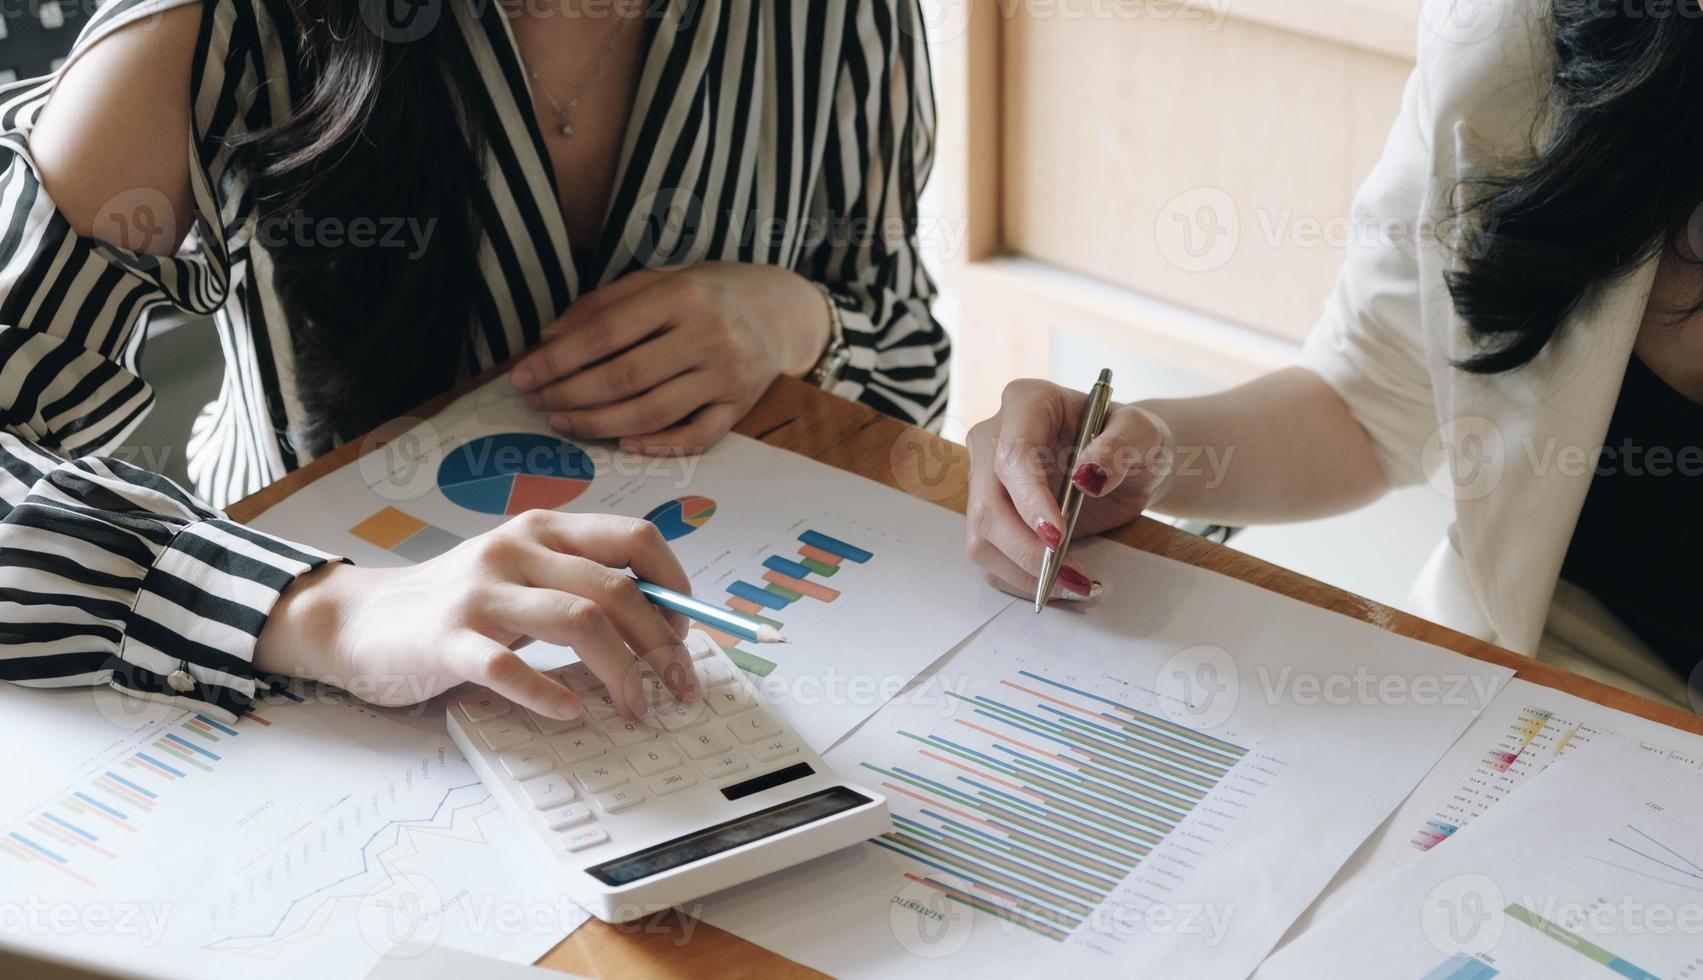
[
  {"left": 550, "top": 730, "right": 610, "bottom": 765},
  {"left": 583, "top": 692, "right": 618, "bottom": 720},
  {"left": 647, "top": 768, "right": 698, "bottom": 796},
  {"left": 559, "top": 827, "right": 609, "bottom": 852},
  {"left": 604, "top": 719, "right": 659, "bottom": 747},
  {"left": 728, "top": 712, "right": 783, "bottom": 744},
  {"left": 627, "top": 744, "right": 683, "bottom": 777},
  {"left": 478, "top": 722, "right": 533, "bottom": 751},
  {"left": 574, "top": 761, "right": 628, "bottom": 794},
  {"left": 545, "top": 803, "right": 593, "bottom": 831},
  {"left": 705, "top": 686, "right": 757, "bottom": 717},
  {"left": 499, "top": 748, "right": 553, "bottom": 780},
  {"left": 749, "top": 735, "right": 801, "bottom": 763},
  {"left": 594, "top": 788, "right": 645, "bottom": 814},
  {"left": 698, "top": 658, "right": 737, "bottom": 687},
  {"left": 699, "top": 753, "right": 749, "bottom": 780},
  {"left": 554, "top": 663, "right": 599, "bottom": 692},
  {"left": 652, "top": 700, "right": 707, "bottom": 732},
  {"left": 521, "top": 774, "right": 578, "bottom": 810},
  {"left": 679, "top": 725, "right": 733, "bottom": 761},
  {"left": 458, "top": 693, "right": 510, "bottom": 724},
  {"left": 526, "top": 708, "right": 584, "bottom": 736}
]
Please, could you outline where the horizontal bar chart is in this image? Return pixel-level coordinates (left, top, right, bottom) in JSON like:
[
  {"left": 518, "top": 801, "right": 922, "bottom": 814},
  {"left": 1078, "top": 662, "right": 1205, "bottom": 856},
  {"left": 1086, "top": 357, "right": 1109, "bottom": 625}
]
[
  {"left": 710, "top": 528, "right": 877, "bottom": 678},
  {"left": 862, "top": 668, "right": 1247, "bottom": 940},
  {"left": 0, "top": 693, "right": 283, "bottom": 886}
]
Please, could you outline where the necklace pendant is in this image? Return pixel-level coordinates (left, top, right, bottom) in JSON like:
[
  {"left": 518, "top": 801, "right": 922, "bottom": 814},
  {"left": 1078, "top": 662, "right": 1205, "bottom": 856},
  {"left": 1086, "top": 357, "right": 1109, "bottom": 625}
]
[{"left": 558, "top": 121, "right": 575, "bottom": 137}]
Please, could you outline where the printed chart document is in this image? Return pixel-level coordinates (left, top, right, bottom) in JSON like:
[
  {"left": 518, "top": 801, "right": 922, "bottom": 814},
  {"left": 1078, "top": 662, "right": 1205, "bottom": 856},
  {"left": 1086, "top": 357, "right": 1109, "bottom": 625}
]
[
  {"left": 697, "top": 540, "right": 1513, "bottom": 978},
  {"left": 1292, "top": 678, "right": 1703, "bottom": 931},
  {"left": 250, "top": 380, "right": 1010, "bottom": 750},
  {"left": 1259, "top": 744, "right": 1703, "bottom": 979},
  {"left": 0, "top": 682, "right": 580, "bottom": 979}
]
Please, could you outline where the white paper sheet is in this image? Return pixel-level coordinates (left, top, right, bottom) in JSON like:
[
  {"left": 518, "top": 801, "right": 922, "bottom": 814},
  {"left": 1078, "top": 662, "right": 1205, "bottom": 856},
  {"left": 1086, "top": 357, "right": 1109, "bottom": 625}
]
[
  {"left": 0, "top": 683, "right": 579, "bottom": 980},
  {"left": 250, "top": 379, "right": 1010, "bottom": 751},
  {"left": 696, "top": 539, "right": 1513, "bottom": 978},
  {"left": 1258, "top": 742, "right": 1703, "bottom": 979},
  {"left": 1286, "top": 678, "right": 1703, "bottom": 937}
]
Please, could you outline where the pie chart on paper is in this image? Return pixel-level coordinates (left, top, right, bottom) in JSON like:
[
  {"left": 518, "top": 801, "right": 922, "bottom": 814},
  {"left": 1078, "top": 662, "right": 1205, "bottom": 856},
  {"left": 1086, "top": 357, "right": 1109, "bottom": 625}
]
[
  {"left": 643, "top": 496, "right": 717, "bottom": 541},
  {"left": 436, "top": 433, "right": 597, "bottom": 516}
]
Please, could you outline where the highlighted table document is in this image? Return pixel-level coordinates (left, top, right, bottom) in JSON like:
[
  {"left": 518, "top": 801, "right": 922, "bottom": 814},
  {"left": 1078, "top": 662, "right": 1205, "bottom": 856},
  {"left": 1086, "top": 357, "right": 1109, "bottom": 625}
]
[
  {"left": 698, "top": 540, "right": 1512, "bottom": 978},
  {"left": 1260, "top": 744, "right": 1703, "bottom": 979},
  {"left": 1292, "top": 678, "right": 1703, "bottom": 932}
]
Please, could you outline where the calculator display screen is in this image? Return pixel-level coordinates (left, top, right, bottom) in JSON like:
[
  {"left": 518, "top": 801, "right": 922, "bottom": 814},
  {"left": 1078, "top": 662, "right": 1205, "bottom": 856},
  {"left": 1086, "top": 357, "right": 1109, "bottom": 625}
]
[{"left": 586, "top": 786, "right": 873, "bottom": 886}]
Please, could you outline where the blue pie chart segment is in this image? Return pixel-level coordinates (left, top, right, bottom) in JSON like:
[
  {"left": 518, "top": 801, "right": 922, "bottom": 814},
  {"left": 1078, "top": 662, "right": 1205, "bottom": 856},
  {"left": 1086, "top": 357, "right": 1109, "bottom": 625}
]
[{"left": 437, "top": 433, "right": 596, "bottom": 516}]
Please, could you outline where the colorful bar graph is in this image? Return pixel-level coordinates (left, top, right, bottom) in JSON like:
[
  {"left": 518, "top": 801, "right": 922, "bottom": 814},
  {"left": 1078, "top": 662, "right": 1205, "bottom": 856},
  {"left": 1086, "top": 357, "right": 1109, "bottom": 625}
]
[
  {"left": 862, "top": 667, "right": 1247, "bottom": 940},
  {"left": 1504, "top": 903, "right": 1659, "bottom": 980},
  {"left": 2, "top": 691, "right": 283, "bottom": 886},
  {"left": 762, "top": 570, "right": 840, "bottom": 602},
  {"left": 729, "top": 580, "right": 789, "bottom": 610},
  {"left": 798, "top": 530, "right": 873, "bottom": 563},
  {"left": 696, "top": 528, "right": 882, "bottom": 678}
]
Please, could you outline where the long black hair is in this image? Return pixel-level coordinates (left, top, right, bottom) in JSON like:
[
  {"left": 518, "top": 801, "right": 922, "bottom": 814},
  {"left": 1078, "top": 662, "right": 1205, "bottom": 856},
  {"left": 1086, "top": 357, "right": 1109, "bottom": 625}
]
[
  {"left": 231, "top": 0, "right": 483, "bottom": 456},
  {"left": 1448, "top": 0, "right": 1703, "bottom": 374}
]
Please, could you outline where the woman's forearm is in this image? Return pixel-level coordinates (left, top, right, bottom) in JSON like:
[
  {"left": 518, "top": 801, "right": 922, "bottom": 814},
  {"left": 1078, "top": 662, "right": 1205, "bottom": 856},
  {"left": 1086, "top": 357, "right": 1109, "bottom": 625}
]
[{"left": 1142, "top": 366, "right": 1390, "bottom": 526}]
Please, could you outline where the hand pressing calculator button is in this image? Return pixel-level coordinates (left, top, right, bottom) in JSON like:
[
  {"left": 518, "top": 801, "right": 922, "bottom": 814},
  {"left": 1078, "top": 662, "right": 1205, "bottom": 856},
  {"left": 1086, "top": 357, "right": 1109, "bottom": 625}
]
[
  {"left": 448, "top": 630, "right": 889, "bottom": 924},
  {"left": 459, "top": 693, "right": 511, "bottom": 724}
]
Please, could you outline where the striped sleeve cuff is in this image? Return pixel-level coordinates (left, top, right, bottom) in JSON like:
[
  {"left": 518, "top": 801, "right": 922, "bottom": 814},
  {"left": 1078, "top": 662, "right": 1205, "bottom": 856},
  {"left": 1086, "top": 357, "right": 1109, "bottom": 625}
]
[{"left": 111, "top": 518, "right": 336, "bottom": 720}]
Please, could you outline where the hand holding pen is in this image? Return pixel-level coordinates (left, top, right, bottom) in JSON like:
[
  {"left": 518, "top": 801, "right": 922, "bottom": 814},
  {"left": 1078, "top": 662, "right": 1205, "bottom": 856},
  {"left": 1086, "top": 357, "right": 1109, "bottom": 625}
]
[{"left": 963, "top": 375, "right": 1177, "bottom": 605}]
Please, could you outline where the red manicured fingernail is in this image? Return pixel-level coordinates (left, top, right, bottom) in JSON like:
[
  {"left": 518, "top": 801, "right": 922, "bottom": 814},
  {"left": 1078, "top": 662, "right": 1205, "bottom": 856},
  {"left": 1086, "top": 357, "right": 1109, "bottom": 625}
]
[
  {"left": 1037, "top": 520, "right": 1063, "bottom": 549},
  {"left": 1058, "top": 566, "right": 1093, "bottom": 597},
  {"left": 1073, "top": 463, "right": 1108, "bottom": 496}
]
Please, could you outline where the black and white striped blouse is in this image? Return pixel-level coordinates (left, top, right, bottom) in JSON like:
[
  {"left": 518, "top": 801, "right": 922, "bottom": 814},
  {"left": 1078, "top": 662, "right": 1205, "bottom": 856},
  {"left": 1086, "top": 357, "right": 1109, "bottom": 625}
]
[{"left": 0, "top": 0, "right": 945, "bottom": 720}]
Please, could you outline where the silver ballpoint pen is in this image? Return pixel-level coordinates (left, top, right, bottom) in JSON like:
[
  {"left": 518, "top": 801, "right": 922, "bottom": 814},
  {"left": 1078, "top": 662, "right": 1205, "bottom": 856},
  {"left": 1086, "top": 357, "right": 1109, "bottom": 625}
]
[{"left": 1035, "top": 369, "right": 1114, "bottom": 613}]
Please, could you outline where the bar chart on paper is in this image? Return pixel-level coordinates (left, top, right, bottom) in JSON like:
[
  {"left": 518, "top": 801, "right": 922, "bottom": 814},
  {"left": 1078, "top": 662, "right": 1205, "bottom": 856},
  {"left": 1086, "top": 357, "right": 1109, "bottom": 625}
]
[
  {"left": 696, "top": 528, "right": 875, "bottom": 679},
  {"left": 863, "top": 668, "right": 1252, "bottom": 941},
  {"left": 0, "top": 683, "right": 571, "bottom": 979},
  {"left": 0, "top": 695, "right": 295, "bottom": 887},
  {"left": 1407, "top": 815, "right": 1703, "bottom": 980},
  {"left": 837, "top": 654, "right": 1280, "bottom": 961}
]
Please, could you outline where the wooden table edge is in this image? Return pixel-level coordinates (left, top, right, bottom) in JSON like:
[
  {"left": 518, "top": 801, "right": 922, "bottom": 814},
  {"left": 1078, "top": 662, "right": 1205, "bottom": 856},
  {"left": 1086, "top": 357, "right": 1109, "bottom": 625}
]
[{"left": 226, "top": 372, "right": 1703, "bottom": 978}]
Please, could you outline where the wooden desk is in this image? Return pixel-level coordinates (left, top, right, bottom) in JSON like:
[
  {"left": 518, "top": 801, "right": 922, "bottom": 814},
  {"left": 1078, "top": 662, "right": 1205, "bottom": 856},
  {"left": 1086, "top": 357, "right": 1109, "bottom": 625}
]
[{"left": 230, "top": 375, "right": 1703, "bottom": 979}]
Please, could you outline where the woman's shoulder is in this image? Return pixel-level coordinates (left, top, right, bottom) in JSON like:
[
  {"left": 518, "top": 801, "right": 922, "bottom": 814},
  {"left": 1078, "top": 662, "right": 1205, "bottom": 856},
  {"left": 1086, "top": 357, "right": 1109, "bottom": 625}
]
[{"left": 1412, "top": 0, "right": 1555, "bottom": 163}]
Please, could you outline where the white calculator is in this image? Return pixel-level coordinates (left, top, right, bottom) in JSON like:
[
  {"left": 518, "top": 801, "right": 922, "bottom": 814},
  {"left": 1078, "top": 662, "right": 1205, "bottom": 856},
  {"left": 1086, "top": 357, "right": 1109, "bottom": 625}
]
[{"left": 446, "top": 630, "right": 890, "bottom": 923}]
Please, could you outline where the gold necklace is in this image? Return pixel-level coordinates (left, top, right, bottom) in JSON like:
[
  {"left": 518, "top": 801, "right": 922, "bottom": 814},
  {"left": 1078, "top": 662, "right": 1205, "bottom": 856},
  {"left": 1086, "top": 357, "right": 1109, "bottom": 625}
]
[{"left": 525, "top": 11, "right": 634, "bottom": 138}]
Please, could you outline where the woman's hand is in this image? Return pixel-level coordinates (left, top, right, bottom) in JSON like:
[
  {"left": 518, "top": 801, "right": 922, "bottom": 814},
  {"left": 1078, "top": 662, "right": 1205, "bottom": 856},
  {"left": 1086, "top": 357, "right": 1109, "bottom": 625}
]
[
  {"left": 965, "top": 380, "right": 1175, "bottom": 601},
  {"left": 508, "top": 263, "right": 831, "bottom": 455},
  {"left": 255, "top": 512, "right": 700, "bottom": 721}
]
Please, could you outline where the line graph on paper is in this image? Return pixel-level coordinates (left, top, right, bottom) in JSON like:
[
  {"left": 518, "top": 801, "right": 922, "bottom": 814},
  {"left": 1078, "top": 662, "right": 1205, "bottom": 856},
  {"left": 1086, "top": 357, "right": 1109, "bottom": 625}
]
[{"left": 203, "top": 781, "right": 508, "bottom": 958}]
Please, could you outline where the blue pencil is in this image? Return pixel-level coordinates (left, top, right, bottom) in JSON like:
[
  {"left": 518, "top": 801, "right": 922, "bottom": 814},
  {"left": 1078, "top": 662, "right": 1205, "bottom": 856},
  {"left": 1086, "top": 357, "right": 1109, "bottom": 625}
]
[{"left": 632, "top": 578, "right": 788, "bottom": 644}]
